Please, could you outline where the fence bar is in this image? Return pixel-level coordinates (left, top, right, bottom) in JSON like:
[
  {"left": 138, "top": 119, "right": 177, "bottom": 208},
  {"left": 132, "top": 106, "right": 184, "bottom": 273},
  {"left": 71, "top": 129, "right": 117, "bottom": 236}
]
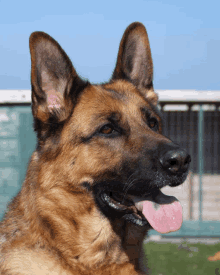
[
  {"left": 188, "top": 171, "right": 193, "bottom": 220},
  {"left": 187, "top": 104, "right": 193, "bottom": 220},
  {"left": 198, "top": 104, "right": 204, "bottom": 222}
]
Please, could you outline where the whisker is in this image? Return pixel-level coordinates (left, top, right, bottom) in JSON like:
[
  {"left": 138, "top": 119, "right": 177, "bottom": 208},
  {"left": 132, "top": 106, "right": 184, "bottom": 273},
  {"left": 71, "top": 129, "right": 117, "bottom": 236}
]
[{"left": 122, "top": 178, "right": 137, "bottom": 203}]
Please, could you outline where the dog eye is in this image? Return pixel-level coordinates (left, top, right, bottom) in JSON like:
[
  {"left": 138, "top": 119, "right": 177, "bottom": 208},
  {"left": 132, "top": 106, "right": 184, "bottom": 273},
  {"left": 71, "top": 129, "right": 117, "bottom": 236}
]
[
  {"left": 148, "top": 117, "right": 158, "bottom": 131},
  {"left": 99, "top": 124, "right": 115, "bottom": 135}
]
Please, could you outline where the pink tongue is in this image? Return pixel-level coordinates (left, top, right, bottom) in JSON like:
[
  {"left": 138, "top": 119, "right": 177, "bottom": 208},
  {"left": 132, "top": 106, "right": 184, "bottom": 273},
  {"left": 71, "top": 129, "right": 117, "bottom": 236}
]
[{"left": 142, "top": 191, "right": 182, "bottom": 234}]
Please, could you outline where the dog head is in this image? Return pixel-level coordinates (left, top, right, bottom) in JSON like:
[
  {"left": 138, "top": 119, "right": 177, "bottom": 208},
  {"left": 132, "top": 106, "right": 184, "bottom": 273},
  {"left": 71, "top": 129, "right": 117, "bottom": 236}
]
[{"left": 29, "top": 22, "right": 190, "bottom": 234}]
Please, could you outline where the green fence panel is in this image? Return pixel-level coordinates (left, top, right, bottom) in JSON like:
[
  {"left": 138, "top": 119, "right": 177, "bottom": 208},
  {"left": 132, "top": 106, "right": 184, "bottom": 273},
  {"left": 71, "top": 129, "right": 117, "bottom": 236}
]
[
  {"left": 18, "top": 112, "right": 37, "bottom": 185},
  {"left": 0, "top": 105, "right": 36, "bottom": 220}
]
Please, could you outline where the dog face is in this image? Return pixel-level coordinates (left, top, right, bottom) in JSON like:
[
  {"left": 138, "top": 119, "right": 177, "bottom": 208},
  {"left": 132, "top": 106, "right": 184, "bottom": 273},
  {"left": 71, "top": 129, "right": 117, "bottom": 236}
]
[{"left": 29, "top": 22, "right": 190, "bottom": 233}]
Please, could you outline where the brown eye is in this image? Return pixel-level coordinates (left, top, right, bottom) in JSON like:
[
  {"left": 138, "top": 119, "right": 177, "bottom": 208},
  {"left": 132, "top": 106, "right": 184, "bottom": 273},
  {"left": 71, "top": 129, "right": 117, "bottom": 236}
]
[
  {"left": 100, "top": 124, "right": 115, "bottom": 135},
  {"left": 148, "top": 117, "right": 158, "bottom": 131}
]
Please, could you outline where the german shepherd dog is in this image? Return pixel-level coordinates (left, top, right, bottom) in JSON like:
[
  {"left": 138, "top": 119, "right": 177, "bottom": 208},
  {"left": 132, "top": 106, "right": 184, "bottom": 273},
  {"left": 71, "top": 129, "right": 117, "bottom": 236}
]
[{"left": 0, "top": 22, "right": 190, "bottom": 274}]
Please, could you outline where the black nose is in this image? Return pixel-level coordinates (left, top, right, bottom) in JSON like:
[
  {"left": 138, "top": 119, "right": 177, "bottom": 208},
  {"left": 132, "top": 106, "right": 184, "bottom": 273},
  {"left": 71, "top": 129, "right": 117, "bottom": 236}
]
[{"left": 159, "top": 149, "right": 191, "bottom": 174}]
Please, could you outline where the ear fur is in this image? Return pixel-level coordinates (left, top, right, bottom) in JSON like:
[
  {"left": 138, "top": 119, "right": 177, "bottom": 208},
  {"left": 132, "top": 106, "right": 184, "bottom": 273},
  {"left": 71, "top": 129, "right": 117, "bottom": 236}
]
[
  {"left": 112, "top": 22, "right": 158, "bottom": 105},
  {"left": 29, "top": 31, "right": 88, "bottom": 122}
]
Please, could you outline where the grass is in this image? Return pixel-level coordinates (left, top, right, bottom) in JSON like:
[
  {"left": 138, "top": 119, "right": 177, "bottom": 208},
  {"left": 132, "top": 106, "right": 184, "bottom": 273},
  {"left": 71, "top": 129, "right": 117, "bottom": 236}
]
[{"left": 144, "top": 241, "right": 220, "bottom": 275}]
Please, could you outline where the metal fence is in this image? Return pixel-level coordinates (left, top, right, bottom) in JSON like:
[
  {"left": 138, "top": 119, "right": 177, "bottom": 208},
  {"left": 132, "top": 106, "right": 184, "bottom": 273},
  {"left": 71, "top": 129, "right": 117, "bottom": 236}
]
[
  {"left": 0, "top": 90, "right": 220, "bottom": 236},
  {"left": 155, "top": 100, "right": 220, "bottom": 237},
  {"left": 161, "top": 104, "right": 220, "bottom": 174},
  {"left": 0, "top": 103, "right": 35, "bottom": 219}
]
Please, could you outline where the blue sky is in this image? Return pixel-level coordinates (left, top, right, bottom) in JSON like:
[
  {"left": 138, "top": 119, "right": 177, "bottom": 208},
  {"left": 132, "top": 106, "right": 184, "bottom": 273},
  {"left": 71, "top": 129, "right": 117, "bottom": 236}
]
[{"left": 0, "top": 0, "right": 220, "bottom": 90}]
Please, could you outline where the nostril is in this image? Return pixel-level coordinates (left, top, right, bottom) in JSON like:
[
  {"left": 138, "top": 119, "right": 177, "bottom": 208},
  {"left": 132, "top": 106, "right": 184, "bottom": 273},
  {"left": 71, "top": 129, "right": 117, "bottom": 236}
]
[
  {"left": 183, "top": 155, "right": 191, "bottom": 169},
  {"left": 161, "top": 157, "right": 180, "bottom": 173},
  {"left": 167, "top": 158, "right": 180, "bottom": 173},
  {"left": 169, "top": 159, "right": 178, "bottom": 167}
]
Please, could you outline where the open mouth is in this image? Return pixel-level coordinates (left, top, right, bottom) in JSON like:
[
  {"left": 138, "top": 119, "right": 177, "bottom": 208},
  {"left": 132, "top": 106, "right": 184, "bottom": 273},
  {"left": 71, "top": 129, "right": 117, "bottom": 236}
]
[{"left": 100, "top": 189, "right": 183, "bottom": 234}]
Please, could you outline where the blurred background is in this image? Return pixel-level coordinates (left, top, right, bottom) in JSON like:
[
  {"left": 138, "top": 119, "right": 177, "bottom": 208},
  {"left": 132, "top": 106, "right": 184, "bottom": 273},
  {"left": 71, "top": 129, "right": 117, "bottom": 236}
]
[{"left": 0, "top": 0, "right": 220, "bottom": 272}]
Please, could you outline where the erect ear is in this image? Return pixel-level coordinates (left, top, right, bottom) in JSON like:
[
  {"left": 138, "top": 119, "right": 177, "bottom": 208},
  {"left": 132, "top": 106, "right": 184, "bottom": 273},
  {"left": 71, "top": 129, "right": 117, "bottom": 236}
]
[
  {"left": 29, "top": 31, "right": 88, "bottom": 122},
  {"left": 112, "top": 22, "right": 158, "bottom": 105}
]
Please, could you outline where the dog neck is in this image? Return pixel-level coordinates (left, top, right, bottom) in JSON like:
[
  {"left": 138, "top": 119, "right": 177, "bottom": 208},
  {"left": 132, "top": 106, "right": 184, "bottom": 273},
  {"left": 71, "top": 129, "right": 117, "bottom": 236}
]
[{"left": 10, "top": 155, "right": 147, "bottom": 272}]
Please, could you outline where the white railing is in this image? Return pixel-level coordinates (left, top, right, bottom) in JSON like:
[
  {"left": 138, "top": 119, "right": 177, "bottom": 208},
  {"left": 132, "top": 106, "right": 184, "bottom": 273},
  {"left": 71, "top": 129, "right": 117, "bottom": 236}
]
[{"left": 0, "top": 89, "right": 220, "bottom": 104}]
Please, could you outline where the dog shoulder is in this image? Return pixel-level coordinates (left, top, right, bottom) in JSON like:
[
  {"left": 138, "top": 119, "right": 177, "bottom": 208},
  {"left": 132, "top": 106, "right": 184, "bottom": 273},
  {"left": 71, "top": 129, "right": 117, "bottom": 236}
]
[
  {"left": 0, "top": 248, "right": 145, "bottom": 275},
  {"left": 0, "top": 247, "right": 72, "bottom": 275}
]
